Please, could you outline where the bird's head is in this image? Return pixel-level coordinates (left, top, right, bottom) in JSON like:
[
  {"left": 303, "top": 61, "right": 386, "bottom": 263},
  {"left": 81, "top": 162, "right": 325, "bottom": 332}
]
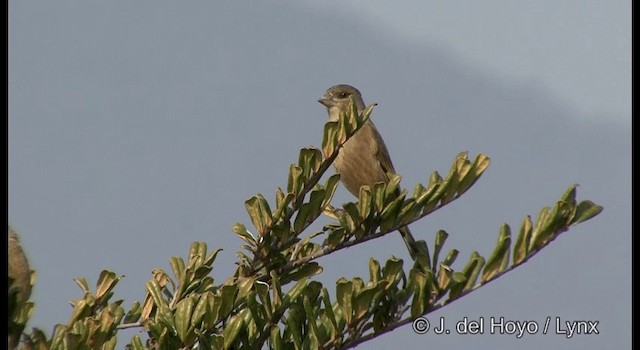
[{"left": 318, "top": 84, "right": 366, "bottom": 120}]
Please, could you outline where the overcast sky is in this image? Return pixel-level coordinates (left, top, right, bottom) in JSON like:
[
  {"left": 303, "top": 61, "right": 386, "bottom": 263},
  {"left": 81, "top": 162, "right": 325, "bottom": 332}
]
[
  {"left": 305, "top": 0, "right": 630, "bottom": 124},
  {"left": 9, "top": 1, "right": 630, "bottom": 349}
]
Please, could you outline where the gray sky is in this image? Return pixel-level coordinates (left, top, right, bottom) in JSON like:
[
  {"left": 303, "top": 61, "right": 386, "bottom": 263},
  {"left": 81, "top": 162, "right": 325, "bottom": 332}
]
[
  {"left": 306, "top": 0, "right": 631, "bottom": 123},
  {"left": 9, "top": 1, "right": 630, "bottom": 349}
]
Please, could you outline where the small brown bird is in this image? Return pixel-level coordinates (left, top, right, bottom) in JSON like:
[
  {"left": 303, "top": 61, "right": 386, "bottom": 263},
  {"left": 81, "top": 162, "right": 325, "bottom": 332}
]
[{"left": 318, "top": 84, "right": 420, "bottom": 260}]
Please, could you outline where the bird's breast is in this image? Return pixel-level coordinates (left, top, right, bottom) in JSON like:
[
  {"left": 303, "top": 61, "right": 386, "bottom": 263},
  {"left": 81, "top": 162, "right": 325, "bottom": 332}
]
[{"left": 334, "top": 129, "right": 389, "bottom": 197}]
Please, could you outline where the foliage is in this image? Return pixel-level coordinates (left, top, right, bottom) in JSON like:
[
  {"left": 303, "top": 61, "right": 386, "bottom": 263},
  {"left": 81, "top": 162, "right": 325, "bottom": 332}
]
[{"left": 9, "top": 102, "right": 602, "bottom": 349}]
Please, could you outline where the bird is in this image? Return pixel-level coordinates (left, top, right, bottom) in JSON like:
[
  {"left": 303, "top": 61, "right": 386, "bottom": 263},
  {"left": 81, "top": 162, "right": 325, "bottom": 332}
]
[{"left": 318, "top": 84, "right": 421, "bottom": 260}]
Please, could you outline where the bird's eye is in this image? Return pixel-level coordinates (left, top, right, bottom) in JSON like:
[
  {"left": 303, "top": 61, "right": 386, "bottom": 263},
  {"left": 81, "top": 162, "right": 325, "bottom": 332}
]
[{"left": 336, "top": 92, "right": 349, "bottom": 99}]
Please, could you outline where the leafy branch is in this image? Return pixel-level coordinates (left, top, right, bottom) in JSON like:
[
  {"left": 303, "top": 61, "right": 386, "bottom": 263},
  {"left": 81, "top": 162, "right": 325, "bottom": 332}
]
[{"left": 8, "top": 103, "right": 602, "bottom": 349}]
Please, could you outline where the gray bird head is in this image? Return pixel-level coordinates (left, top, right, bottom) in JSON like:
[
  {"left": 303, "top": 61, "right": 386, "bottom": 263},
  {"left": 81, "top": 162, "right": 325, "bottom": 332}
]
[{"left": 318, "top": 84, "right": 366, "bottom": 114}]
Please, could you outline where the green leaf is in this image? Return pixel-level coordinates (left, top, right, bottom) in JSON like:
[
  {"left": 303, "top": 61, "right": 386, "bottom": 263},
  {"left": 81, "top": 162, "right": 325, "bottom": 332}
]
[
  {"left": 336, "top": 280, "right": 353, "bottom": 325},
  {"left": 218, "top": 284, "right": 238, "bottom": 319},
  {"left": 74, "top": 277, "right": 90, "bottom": 294},
  {"left": 65, "top": 334, "right": 82, "bottom": 350},
  {"left": 553, "top": 196, "right": 578, "bottom": 228},
  {"left": 322, "top": 174, "right": 342, "bottom": 208},
  {"left": 273, "top": 188, "right": 294, "bottom": 222},
  {"left": 175, "top": 297, "right": 195, "bottom": 342},
  {"left": 169, "top": 257, "right": 186, "bottom": 286},
  {"left": 293, "top": 203, "right": 311, "bottom": 234},
  {"left": 95, "top": 270, "right": 121, "bottom": 302},
  {"left": 409, "top": 269, "right": 432, "bottom": 318},
  {"left": 432, "top": 230, "right": 448, "bottom": 270},
  {"left": 379, "top": 195, "right": 404, "bottom": 232},
  {"left": 337, "top": 110, "right": 350, "bottom": 145},
  {"left": 382, "top": 258, "right": 404, "bottom": 287},
  {"left": 385, "top": 174, "right": 402, "bottom": 200},
  {"left": 530, "top": 206, "right": 551, "bottom": 250},
  {"left": 398, "top": 198, "right": 420, "bottom": 224},
  {"left": 246, "top": 291, "right": 265, "bottom": 331},
  {"left": 102, "top": 334, "right": 117, "bottom": 350},
  {"left": 513, "top": 216, "right": 533, "bottom": 265},
  {"left": 446, "top": 271, "right": 468, "bottom": 300},
  {"left": 434, "top": 153, "right": 463, "bottom": 204},
  {"left": 268, "top": 271, "right": 283, "bottom": 312},
  {"left": 270, "top": 325, "right": 284, "bottom": 350},
  {"left": 298, "top": 147, "right": 323, "bottom": 180},
  {"left": 461, "top": 251, "right": 484, "bottom": 290},
  {"left": 449, "top": 252, "right": 483, "bottom": 298},
  {"left": 245, "top": 196, "right": 266, "bottom": 236},
  {"left": 258, "top": 195, "right": 273, "bottom": 231},
  {"left": 223, "top": 311, "right": 246, "bottom": 349},
  {"left": 353, "top": 286, "right": 380, "bottom": 321},
  {"left": 358, "top": 187, "right": 373, "bottom": 220},
  {"left": 420, "top": 172, "right": 443, "bottom": 214},
  {"left": 210, "top": 334, "right": 224, "bottom": 349},
  {"left": 233, "top": 223, "right": 257, "bottom": 247},
  {"left": 189, "top": 242, "right": 207, "bottom": 264},
  {"left": 413, "top": 182, "right": 426, "bottom": 198},
  {"left": 436, "top": 263, "right": 453, "bottom": 291},
  {"left": 129, "top": 335, "right": 145, "bottom": 350},
  {"left": 283, "top": 263, "right": 323, "bottom": 283},
  {"left": 101, "top": 303, "right": 124, "bottom": 334},
  {"left": 416, "top": 172, "right": 441, "bottom": 204},
  {"left": 441, "top": 249, "right": 459, "bottom": 267},
  {"left": 67, "top": 299, "right": 89, "bottom": 326},
  {"left": 559, "top": 184, "right": 578, "bottom": 204},
  {"left": 454, "top": 153, "right": 472, "bottom": 185},
  {"left": 191, "top": 294, "right": 208, "bottom": 328},
  {"left": 285, "top": 305, "right": 304, "bottom": 347},
  {"left": 49, "top": 325, "right": 67, "bottom": 349},
  {"left": 571, "top": 200, "right": 603, "bottom": 225},
  {"left": 352, "top": 277, "right": 365, "bottom": 293},
  {"left": 326, "top": 226, "right": 347, "bottom": 246},
  {"left": 322, "top": 121, "right": 340, "bottom": 158},
  {"left": 342, "top": 202, "right": 360, "bottom": 233},
  {"left": 414, "top": 240, "right": 432, "bottom": 270},
  {"left": 255, "top": 281, "right": 272, "bottom": 319},
  {"left": 482, "top": 224, "right": 512, "bottom": 281},
  {"left": 457, "top": 153, "right": 490, "bottom": 196},
  {"left": 345, "top": 98, "right": 361, "bottom": 135},
  {"left": 451, "top": 272, "right": 467, "bottom": 284},
  {"left": 371, "top": 182, "right": 387, "bottom": 214},
  {"left": 287, "top": 278, "right": 309, "bottom": 301},
  {"left": 203, "top": 248, "right": 222, "bottom": 269},
  {"left": 322, "top": 287, "right": 340, "bottom": 334},
  {"left": 146, "top": 279, "right": 169, "bottom": 309},
  {"left": 369, "top": 258, "right": 381, "bottom": 285},
  {"left": 308, "top": 188, "right": 326, "bottom": 218},
  {"left": 302, "top": 296, "right": 321, "bottom": 344},
  {"left": 288, "top": 164, "right": 304, "bottom": 197},
  {"left": 123, "top": 301, "right": 141, "bottom": 324},
  {"left": 343, "top": 202, "right": 361, "bottom": 223},
  {"left": 234, "top": 277, "right": 256, "bottom": 303},
  {"left": 465, "top": 253, "right": 485, "bottom": 290},
  {"left": 427, "top": 170, "right": 443, "bottom": 188},
  {"left": 203, "top": 293, "right": 219, "bottom": 328},
  {"left": 532, "top": 199, "right": 573, "bottom": 248}
]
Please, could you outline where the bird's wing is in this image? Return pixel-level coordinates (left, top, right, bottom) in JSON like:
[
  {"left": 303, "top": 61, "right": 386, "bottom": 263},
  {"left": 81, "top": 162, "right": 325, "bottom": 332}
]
[{"left": 367, "top": 122, "right": 397, "bottom": 179}]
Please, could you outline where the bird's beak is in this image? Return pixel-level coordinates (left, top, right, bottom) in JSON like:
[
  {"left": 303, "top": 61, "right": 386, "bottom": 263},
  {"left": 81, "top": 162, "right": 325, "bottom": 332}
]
[{"left": 318, "top": 97, "right": 332, "bottom": 107}]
